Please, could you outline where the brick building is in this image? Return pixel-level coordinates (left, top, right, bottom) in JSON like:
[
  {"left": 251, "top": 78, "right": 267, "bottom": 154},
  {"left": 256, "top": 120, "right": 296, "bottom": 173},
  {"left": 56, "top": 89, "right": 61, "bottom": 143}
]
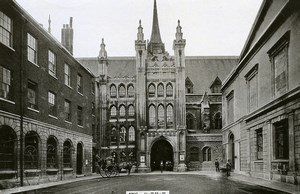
[
  {"left": 222, "top": 0, "right": 300, "bottom": 185},
  {"left": 0, "top": 0, "right": 95, "bottom": 188},
  {"left": 78, "top": 0, "right": 238, "bottom": 172}
]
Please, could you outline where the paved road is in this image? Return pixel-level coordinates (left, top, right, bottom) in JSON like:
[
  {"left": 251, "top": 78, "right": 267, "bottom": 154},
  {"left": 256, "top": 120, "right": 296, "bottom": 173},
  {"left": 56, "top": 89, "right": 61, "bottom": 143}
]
[{"left": 18, "top": 174, "right": 287, "bottom": 194}]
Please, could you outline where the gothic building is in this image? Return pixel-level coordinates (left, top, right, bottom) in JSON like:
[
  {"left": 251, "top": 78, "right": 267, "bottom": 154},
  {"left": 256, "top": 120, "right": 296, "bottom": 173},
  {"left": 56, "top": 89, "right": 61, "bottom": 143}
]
[{"left": 78, "top": 0, "right": 238, "bottom": 172}]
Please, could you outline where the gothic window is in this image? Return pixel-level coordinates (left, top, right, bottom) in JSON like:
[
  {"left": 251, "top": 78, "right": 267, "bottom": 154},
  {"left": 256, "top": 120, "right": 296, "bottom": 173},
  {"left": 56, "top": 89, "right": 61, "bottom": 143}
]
[
  {"left": 186, "top": 113, "right": 195, "bottom": 129},
  {"left": 47, "top": 137, "right": 57, "bottom": 169},
  {"left": 24, "top": 131, "right": 39, "bottom": 169},
  {"left": 185, "top": 77, "right": 193, "bottom": 94},
  {"left": 127, "top": 84, "right": 134, "bottom": 98},
  {"left": 110, "top": 105, "right": 117, "bottom": 118},
  {"left": 0, "top": 126, "right": 16, "bottom": 171},
  {"left": 190, "top": 147, "right": 199, "bottom": 161},
  {"left": 128, "top": 105, "right": 135, "bottom": 117},
  {"left": 214, "top": 112, "right": 222, "bottom": 129},
  {"left": 148, "top": 84, "right": 155, "bottom": 98},
  {"left": 158, "top": 104, "right": 165, "bottom": 128},
  {"left": 166, "top": 104, "right": 173, "bottom": 127},
  {"left": 256, "top": 128, "right": 263, "bottom": 160},
  {"left": 274, "top": 120, "right": 288, "bottom": 159},
  {"left": 203, "top": 147, "right": 211, "bottom": 161},
  {"left": 166, "top": 83, "right": 173, "bottom": 97},
  {"left": 120, "top": 126, "right": 126, "bottom": 144},
  {"left": 119, "top": 105, "right": 126, "bottom": 117},
  {"left": 110, "top": 84, "right": 117, "bottom": 98},
  {"left": 110, "top": 127, "right": 117, "bottom": 145},
  {"left": 63, "top": 140, "right": 72, "bottom": 168},
  {"left": 119, "top": 84, "right": 126, "bottom": 98},
  {"left": 157, "top": 83, "right": 164, "bottom": 97},
  {"left": 129, "top": 126, "right": 135, "bottom": 142},
  {"left": 149, "top": 105, "right": 156, "bottom": 127}
]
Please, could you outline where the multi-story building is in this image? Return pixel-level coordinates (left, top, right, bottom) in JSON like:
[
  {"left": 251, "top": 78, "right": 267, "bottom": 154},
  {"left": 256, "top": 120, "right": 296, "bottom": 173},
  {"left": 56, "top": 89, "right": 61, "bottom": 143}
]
[
  {"left": 0, "top": 0, "right": 95, "bottom": 188},
  {"left": 79, "top": 0, "right": 238, "bottom": 172},
  {"left": 222, "top": 0, "right": 300, "bottom": 184}
]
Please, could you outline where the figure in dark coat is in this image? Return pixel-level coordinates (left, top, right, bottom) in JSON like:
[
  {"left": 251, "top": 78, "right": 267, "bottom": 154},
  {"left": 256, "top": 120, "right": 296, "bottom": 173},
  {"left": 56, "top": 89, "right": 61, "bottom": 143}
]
[
  {"left": 226, "top": 160, "right": 231, "bottom": 176},
  {"left": 215, "top": 159, "right": 220, "bottom": 172}
]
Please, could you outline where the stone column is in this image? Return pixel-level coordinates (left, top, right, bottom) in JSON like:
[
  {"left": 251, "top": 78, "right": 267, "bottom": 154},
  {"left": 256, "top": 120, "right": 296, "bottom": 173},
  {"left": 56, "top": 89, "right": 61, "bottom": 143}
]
[
  {"left": 266, "top": 120, "right": 272, "bottom": 180},
  {"left": 287, "top": 111, "right": 296, "bottom": 184}
]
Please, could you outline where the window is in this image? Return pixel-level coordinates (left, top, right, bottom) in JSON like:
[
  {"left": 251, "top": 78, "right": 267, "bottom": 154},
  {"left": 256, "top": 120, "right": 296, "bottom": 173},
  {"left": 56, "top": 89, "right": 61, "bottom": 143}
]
[
  {"left": 203, "top": 147, "right": 211, "bottom": 161},
  {"left": 128, "top": 105, "right": 134, "bottom": 117},
  {"left": 128, "top": 85, "right": 134, "bottom": 98},
  {"left": 129, "top": 126, "right": 135, "bottom": 141},
  {"left": 256, "top": 128, "right": 263, "bottom": 160},
  {"left": 24, "top": 131, "right": 39, "bottom": 169},
  {"left": 0, "top": 11, "right": 12, "bottom": 47},
  {"left": 48, "top": 91, "right": 56, "bottom": 116},
  {"left": 119, "top": 84, "right": 125, "bottom": 98},
  {"left": 110, "top": 84, "right": 117, "bottom": 98},
  {"left": 190, "top": 147, "right": 199, "bottom": 161},
  {"left": 166, "top": 104, "right": 173, "bottom": 127},
  {"left": 110, "top": 127, "right": 117, "bottom": 145},
  {"left": 64, "top": 100, "right": 71, "bottom": 122},
  {"left": 0, "top": 66, "right": 12, "bottom": 100},
  {"left": 47, "top": 137, "right": 57, "bottom": 169},
  {"left": 27, "top": 80, "right": 38, "bottom": 110},
  {"left": 63, "top": 140, "right": 72, "bottom": 168},
  {"left": 27, "top": 33, "right": 38, "bottom": 64},
  {"left": 166, "top": 83, "right": 173, "bottom": 97},
  {"left": 214, "top": 112, "right": 222, "bottom": 129},
  {"left": 120, "top": 126, "right": 126, "bottom": 144},
  {"left": 148, "top": 84, "right": 155, "bottom": 98},
  {"left": 149, "top": 105, "right": 156, "bottom": 127},
  {"left": 119, "top": 105, "right": 126, "bottom": 117},
  {"left": 210, "top": 77, "right": 222, "bottom": 93},
  {"left": 48, "top": 50, "right": 56, "bottom": 77},
  {"left": 64, "top": 64, "right": 71, "bottom": 86},
  {"left": 77, "top": 74, "right": 83, "bottom": 94},
  {"left": 268, "top": 32, "right": 289, "bottom": 97},
  {"left": 246, "top": 64, "right": 258, "bottom": 112},
  {"left": 0, "top": 126, "right": 16, "bottom": 171},
  {"left": 158, "top": 104, "right": 164, "bottom": 128},
  {"left": 185, "top": 77, "right": 193, "bottom": 94},
  {"left": 110, "top": 105, "right": 117, "bottom": 118},
  {"left": 186, "top": 113, "right": 195, "bottom": 129},
  {"left": 274, "top": 120, "right": 288, "bottom": 159},
  {"left": 91, "top": 102, "right": 95, "bottom": 115},
  {"left": 226, "top": 91, "right": 234, "bottom": 124},
  {"left": 77, "top": 106, "right": 83, "bottom": 126},
  {"left": 157, "top": 83, "right": 164, "bottom": 97}
]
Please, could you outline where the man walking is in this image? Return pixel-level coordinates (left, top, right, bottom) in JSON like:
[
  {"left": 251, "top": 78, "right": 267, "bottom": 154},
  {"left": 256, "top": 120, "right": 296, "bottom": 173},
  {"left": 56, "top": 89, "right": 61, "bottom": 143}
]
[
  {"left": 226, "top": 160, "right": 231, "bottom": 176},
  {"left": 215, "top": 159, "right": 220, "bottom": 172},
  {"left": 160, "top": 161, "right": 164, "bottom": 173}
]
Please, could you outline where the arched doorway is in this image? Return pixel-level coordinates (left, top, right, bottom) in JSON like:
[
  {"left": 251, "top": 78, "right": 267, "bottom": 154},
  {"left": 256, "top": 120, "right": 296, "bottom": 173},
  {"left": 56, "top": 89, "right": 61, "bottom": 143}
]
[
  {"left": 151, "top": 139, "right": 173, "bottom": 171},
  {"left": 76, "top": 143, "right": 83, "bottom": 175},
  {"left": 228, "top": 133, "right": 235, "bottom": 169}
]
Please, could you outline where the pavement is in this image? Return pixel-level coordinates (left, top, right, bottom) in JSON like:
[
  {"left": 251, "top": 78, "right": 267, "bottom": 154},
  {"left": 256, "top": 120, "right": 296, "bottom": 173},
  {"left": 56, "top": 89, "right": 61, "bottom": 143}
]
[{"left": 1, "top": 171, "right": 300, "bottom": 194}]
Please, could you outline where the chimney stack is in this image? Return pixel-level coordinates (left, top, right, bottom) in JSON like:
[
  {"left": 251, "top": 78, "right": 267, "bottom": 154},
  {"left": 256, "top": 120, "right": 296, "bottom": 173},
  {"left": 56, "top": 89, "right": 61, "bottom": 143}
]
[{"left": 61, "top": 17, "right": 73, "bottom": 54}]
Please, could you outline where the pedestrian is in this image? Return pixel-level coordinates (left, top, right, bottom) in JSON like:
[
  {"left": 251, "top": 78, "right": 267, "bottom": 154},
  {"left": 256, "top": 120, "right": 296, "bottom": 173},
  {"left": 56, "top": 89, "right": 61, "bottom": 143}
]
[
  {"left": 160, "top": 161, "right": 163, "bottom": 173},
  {"left": 215, "top": 159, "right": 220, "bottom": 172},
  {"left": 226, "top": 160, "right": 231, "bottom": 176}
]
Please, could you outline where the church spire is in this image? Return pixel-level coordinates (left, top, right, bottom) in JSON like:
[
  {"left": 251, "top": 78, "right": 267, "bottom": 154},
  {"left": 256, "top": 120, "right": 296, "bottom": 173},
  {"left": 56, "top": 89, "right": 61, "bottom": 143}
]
[{"left": 148, "top": 0, "right": 165, "bottom": 54}]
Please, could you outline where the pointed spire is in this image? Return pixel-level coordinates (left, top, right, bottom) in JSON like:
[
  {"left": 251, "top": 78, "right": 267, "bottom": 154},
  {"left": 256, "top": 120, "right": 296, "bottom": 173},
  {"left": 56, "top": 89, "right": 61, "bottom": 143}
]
[
  {"left": 98, "top": 38, "right": 107, "bottom": 60},
  {"left": 137, "top": 20, "right": 144, "bottom": 41},
  {"left": 48, "top": 15, "right": 51, "bottom": 34}
]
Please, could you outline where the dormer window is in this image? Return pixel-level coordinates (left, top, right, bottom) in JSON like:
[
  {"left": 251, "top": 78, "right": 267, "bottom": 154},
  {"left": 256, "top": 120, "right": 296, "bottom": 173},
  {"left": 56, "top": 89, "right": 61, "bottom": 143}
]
[
  {"left": 210, "top": 77, "right": 222, "bottom": 93},
  {"left": 185, "top": 77, "right": 193, "bottom": 94}
]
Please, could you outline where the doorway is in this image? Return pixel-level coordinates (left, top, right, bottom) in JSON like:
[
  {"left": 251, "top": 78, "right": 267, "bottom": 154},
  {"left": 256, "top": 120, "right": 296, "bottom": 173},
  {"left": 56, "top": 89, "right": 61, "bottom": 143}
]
[
  {"left": 228, "top": 134, "right": 235, "bottom": 169},
  {"left": 150, "top": 139, "right": 173, "bottom": 171},
  {"left": 76, "top": 143, "right": 83, "bottom": 174}
]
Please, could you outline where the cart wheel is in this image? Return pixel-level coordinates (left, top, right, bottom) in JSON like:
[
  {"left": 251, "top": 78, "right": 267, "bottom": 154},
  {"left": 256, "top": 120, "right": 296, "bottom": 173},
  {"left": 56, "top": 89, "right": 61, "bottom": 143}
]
[
  {"left": 99, "top": 165, "right": 107, "bottom": 178},
  {"left": 112, "top": 166, "right": 118, "bottom": 177}
]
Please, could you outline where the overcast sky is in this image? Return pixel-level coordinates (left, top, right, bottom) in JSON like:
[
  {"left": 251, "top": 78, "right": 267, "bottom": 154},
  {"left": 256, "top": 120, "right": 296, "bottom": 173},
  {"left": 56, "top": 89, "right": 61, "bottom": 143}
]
[{"left": 16, "top": 0, "right": 262, "bottom": 57}]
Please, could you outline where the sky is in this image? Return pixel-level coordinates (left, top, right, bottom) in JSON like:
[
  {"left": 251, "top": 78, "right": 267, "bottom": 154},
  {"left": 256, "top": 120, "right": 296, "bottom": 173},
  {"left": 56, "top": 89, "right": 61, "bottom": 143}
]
[{"left": 16, "top": 0, "right": 262, "bottom": 57}]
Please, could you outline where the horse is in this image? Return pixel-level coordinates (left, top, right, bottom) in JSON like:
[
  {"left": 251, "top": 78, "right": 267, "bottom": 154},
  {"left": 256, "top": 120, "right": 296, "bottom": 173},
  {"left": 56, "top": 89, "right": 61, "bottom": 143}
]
[{"left": 117, "top": 161, "right": 135, "bottom": 175}]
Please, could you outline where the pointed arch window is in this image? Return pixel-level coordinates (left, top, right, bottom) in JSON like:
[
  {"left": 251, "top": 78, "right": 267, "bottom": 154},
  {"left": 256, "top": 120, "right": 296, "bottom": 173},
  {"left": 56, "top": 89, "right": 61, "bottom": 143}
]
[
  {"left": 110, "top": 84, "right": 117, "bottom": 98},
  {"left": 149, "top": 105, "right": 156, "bottom": 127},
  {"left": 214, "top": 112, "right": 222, "bottom": 129},
  {"left": 110, "top": 105, "right": 117, "bottom": 118},
  {"left": 47, "top": 137, "right": 58, "bottom": 169},
  {"left": 129, "top": 126, "right": 135, "bottom": 142},
  {"left": 148, "top": 84, "right": 155, "bottom": 98},
  {"left": 24, "top": 131, "right": 39, "bottom": 169},
  {"left": 127, "top": 85, "right": 134, "bottom": 98},
  {"left": 190, "top": 147, "right": 199, "bottom": 161},
  {"left": 119, "top": 84, "right": 126, "bottom": 98},
  {"left": 186, "top": 113, "right": 195, "bottom": 129},
  {"left": 158, "top": 104, "right": 165, "bottom": 128},
  {"left": 111, "top": 127, "right": 117, "bottom": 145},
  {"left": 119, "top": 105, "right": 126, "bottom": 117},
  {"left": 166, "top": 83, "right": 173, "bottom": 97},
  {"left": 157, "top": 83, "right": 164, "bottom": 97},
  {"left": 203, "top": 147, "right": 211, "bottom": 161},
  {"left": 128, "top": 105, "right": 135, "bottom": 117},
  {"left": 120, "top": 126, "right": 126, "bottom": 144},
  {"left": 167, "top": 104, "right": 173, "bottom": 127}
]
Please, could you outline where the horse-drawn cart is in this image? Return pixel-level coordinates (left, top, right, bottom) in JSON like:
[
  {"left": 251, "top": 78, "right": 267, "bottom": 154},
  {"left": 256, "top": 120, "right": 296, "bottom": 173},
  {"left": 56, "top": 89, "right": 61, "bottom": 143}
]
[{"left": 97, "top": 157, "right": 133, "bottom": 178}]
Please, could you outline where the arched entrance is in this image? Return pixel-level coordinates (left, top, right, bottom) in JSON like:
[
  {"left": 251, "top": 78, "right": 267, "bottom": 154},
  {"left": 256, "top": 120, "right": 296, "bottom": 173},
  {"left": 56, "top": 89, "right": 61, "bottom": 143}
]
[
  {"left": 76, "top": 143, "right": 83, "bottom": 175},
  {"left": 151, "top": 139, "right": 173, "bottom": 171},
  {"left": 228, "top": 133, "right": 235, "bottom": 169}
]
